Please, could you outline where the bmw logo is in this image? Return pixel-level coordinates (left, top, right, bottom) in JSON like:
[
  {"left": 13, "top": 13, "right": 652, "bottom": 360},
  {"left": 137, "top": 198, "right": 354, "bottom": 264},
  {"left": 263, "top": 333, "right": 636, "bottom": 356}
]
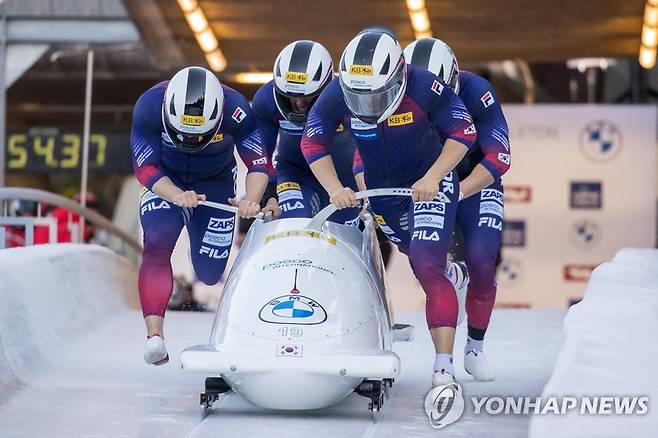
[
  {"left": 497, "top": 258, "right": 524, "bottom": 287},
  {"left": 272, "top": 300, "right": 315, "bottom": 318},
  {"left": 569, "top": 219, "right": 601, "bottom": 249},
  {"left": 578, "top": 120, "right": 622, "bottom": 162},
  {"left": 259, "top": 295, "right": 327, "bottom": 325}
]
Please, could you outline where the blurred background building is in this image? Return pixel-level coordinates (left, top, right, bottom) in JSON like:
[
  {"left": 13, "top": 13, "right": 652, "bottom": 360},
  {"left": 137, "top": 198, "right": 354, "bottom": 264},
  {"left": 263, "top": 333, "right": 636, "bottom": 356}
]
[{"left": 1, "top": 0, "right": 657, "bottom": 308}]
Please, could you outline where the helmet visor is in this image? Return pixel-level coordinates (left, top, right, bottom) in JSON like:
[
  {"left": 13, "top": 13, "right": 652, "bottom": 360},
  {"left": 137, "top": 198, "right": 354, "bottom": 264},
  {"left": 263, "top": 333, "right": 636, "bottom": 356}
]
[{"left": 340, "top": 61, "right": 405, "bottom": 123}]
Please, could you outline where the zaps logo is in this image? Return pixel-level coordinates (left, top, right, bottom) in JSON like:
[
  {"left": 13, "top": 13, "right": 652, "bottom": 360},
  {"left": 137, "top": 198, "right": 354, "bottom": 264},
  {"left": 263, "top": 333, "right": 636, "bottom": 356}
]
[
  {"left": 424, "top": 383, "right": 464, "bottom": 429},
  {"left": 387, "top": 111, "right": 414, "bottom": 127},
  {"left": 285, "top": 71, "right": 308, "bottom": 84},
  {"left": 578, "top": 120, "right": 622, "bottom": 162},
  {"left": 180, "top": 115, "right": 205, "bottom": 126},
  {"left": 349, "top": 64, "right": 373, "bottom": 75}
]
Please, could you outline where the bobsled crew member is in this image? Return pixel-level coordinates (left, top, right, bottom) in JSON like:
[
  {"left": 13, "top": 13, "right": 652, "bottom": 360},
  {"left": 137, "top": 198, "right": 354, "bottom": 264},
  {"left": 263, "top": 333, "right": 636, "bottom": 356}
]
[
  {"left": 131, "top": 66, "right": 269, "bottom": 365},
  {"left": 403, "top": 38, "right": 511, "bottom": 381},
  {"left": 252, "top": 40, "right": 360, "bottom": 225},
  {"left": 301, "top": 28, "right": 477, "bottom": 387}
]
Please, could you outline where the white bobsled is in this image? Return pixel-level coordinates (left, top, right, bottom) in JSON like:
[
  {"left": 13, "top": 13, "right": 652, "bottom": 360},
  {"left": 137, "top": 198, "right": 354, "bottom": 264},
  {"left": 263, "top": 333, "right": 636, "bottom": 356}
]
[{"left": 180, "top": 189, "right": 417, "bottom": 411}]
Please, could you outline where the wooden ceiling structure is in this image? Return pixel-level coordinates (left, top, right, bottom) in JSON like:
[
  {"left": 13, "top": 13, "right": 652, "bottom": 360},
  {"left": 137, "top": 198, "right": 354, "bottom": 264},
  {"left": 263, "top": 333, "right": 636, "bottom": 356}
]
[
  {"left": 126, "top": 0, "right": 645, "bottom": 76},
  {"left": 6, "top": 0, "right": 647, "bottom": 128}
]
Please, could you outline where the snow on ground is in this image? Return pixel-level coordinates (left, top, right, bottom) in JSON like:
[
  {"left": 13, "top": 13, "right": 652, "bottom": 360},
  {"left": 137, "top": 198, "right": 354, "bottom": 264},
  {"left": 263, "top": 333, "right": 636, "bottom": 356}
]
[
  {"left": 529, "top": 248, "right": 658, "bottom": 437},
  {"left": 0, "top": 308, "right": 564, "bottom": 438}
]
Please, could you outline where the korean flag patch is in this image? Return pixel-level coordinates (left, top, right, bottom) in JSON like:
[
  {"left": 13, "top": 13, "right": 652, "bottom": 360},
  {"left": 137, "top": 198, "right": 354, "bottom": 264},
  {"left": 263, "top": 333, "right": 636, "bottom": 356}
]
[
  {"left": 232, "top": 106, "right": 247, "bottom": 124},
  {"left": 481, "top": 91, "right": 495, "bottom": 108}
]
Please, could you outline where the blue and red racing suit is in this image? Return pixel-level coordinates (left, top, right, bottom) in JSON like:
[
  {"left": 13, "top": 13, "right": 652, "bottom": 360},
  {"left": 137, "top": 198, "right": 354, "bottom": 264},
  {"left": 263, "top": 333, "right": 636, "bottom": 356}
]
[
  {"left": 451, "top": 71, "right": 510, "bottom": 339},
  {"left": 301, "top": 66, "right": 477, "bottom": 329},
  {"left": 252, "top": 80, "right": 359, "bottom": 225},
  {"left": 131, "top": 81, "right": 269, "bottom": 317}
]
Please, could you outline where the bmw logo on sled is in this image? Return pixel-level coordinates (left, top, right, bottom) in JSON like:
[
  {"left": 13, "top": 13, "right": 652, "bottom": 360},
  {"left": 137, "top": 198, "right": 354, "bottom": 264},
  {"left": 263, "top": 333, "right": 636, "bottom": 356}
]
[{"left": 180, "top": 189, "right": 417, "bottom": 412}]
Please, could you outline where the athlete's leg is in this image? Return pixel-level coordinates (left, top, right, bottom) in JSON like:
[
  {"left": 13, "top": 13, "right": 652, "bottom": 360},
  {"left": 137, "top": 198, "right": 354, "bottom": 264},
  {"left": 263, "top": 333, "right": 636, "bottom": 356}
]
[
  {"left": 456, "top": 180, "right": 503, "bottom": 381},
  {"left": 187, "top": 180, "right": 236, "bottom": 285},
  {"left": 458, "top": 181, "right": 503, "bottom": 339},
  {"left": 138, "top": 189, "right": 185, "bottom": 354}
]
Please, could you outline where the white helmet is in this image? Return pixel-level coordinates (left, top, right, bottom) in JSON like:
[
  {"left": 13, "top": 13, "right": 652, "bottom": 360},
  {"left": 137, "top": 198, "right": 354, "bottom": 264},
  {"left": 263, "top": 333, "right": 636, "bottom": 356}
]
[
  {"left": 404, "top": 38, "right": 460, "bottom": 94},
  {"left": 162, "top": 66, "right": 224, "bottom": 153},
  {"left": 338, "top": 28, "right": 407, "bottom": 124},
  {"left": 273, "top": 40, "right": 334, "bottom": 125}
]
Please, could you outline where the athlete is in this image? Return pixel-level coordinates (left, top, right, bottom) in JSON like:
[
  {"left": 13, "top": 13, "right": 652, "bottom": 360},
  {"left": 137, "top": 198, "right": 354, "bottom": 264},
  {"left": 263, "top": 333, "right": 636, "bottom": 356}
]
[
  {"left": 301, "top": 29, "right": 477, "bottom": 386},
  {"left": 404, "top": 38, "right": 511, "bottom": 381},
  {"left": 131, "top": 66, "right": 269, "bottom": 365},
  {"left": 252, "top": 40, "right": 359, "bottom": 224}
]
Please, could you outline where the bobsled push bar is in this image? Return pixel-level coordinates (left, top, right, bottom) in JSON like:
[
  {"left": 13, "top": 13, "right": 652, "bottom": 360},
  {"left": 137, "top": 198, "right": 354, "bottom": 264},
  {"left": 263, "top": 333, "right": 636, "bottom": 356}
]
[{"left": 307, "top": 188, "right": 450, "bottom": 231}]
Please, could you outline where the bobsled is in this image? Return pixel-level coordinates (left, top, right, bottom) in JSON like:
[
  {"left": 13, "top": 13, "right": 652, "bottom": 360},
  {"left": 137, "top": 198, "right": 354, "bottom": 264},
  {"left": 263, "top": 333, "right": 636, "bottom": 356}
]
[{"left": 180, "top": 189, "right": 419, "bottom": 412}]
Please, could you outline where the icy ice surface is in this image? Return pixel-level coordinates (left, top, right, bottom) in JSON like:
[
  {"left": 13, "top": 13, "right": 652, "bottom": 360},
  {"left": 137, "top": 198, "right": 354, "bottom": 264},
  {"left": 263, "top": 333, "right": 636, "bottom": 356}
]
[
  {"left": 529, "top": 248, "right": 658, "bottom": 437},
  {"left": 0, "top": 308, "right": 564, "bottom": 437}
]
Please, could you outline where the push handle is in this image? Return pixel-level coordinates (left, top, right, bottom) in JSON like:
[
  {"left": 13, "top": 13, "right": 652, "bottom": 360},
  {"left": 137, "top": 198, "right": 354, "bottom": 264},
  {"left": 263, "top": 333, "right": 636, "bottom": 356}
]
[{"left": 306, "top": 188, "right": 450, "bottom": 231}]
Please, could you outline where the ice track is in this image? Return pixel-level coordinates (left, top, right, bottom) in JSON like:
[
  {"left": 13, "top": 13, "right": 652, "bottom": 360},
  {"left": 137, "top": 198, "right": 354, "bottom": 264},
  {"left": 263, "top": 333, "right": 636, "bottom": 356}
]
[{"left": 0, "top": 308, "right": 564, "bottom": 438}]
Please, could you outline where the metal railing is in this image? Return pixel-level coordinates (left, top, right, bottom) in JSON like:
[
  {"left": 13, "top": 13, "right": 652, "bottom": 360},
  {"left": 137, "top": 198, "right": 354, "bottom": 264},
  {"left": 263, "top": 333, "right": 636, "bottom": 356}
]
[{"left": 0, "top": 187, "right": 142, "bottom": 263}]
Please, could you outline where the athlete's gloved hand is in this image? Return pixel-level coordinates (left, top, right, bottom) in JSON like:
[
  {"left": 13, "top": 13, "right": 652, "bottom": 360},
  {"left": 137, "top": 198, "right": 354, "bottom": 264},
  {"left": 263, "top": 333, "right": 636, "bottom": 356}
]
[
  {"left": 329, "top": 187, "right": 357, "bottom": 210},
  {"left": 262, "top": 197, "right": 282, "bottom": 219},
  {"left": 411, "top": 175, "right": 440, "bottom": 202},
  {"left": 228, "top": 197, "right": 261, "bottom": 219},
  {"left": 173, "top": 190, "right": 206, "bottom": 208}
]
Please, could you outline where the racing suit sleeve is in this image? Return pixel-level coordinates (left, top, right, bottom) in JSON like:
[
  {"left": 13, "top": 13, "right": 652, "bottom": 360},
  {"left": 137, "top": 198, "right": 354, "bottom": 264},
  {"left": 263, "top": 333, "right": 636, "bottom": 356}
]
[
  {"left": 426, "top": 80, "right": 477, "bottom": 151},
  {"left": 228, "top": 98, "right": 269, "bottom": 175},
  {"left": 130, "top": 92, "right": 166, "bottom": 189},
  {"left": 471, "top": 86, "right": 511, "bottom": 179}
]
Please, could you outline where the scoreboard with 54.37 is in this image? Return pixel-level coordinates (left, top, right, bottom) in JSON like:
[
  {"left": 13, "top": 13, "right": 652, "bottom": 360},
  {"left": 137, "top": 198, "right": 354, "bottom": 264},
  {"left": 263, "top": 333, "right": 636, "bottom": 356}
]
[{"left": 5, "top": 128, "right": 131, "bottom": 173}]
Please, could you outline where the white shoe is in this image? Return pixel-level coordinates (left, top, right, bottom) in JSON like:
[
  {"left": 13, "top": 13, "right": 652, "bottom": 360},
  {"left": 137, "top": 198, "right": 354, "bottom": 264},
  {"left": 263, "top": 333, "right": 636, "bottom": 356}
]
[
  {"left": 432, "top": 369, "right": 456, "bottom": 388},
  {"left": 446, "top": 261, "right": 469, "bottom": 325},
  {"left": 144, "top": 335, "right": 169, "bottom": 366},
  {"left": 464, "top": 350, "right": 496, "bottom": 381}
]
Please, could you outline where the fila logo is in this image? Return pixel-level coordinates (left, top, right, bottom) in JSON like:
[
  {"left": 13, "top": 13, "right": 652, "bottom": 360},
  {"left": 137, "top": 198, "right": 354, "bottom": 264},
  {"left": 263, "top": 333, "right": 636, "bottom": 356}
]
[
  {"left": 140, "top": 200, "right": 170, "bottom": 215},
  {"left": 412, "top": 230, "right": 440, "bottom": 241},
  {"left": 281, "top": 201, "right": 305, "bottom": 212},
  {"left": 481, "top": 91, "right": 495, "bottom": 108},
  {"left": 498, "top": 153, "right": 511, "bottom": 165},
  {"left": 464, "top": 124, "right": 476, "bottom": 135},
  {"left": 232, "top": 107, "right": 247, "bottom": 123},
  {"left": 199, "top": 246, "right": 229, "bottom": 259},
  {"left": 478, "top": 217, "right": 503, "bottom": 230},
  {"left": 431, "top": 80, "right": 444, "bottom": 96}
]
